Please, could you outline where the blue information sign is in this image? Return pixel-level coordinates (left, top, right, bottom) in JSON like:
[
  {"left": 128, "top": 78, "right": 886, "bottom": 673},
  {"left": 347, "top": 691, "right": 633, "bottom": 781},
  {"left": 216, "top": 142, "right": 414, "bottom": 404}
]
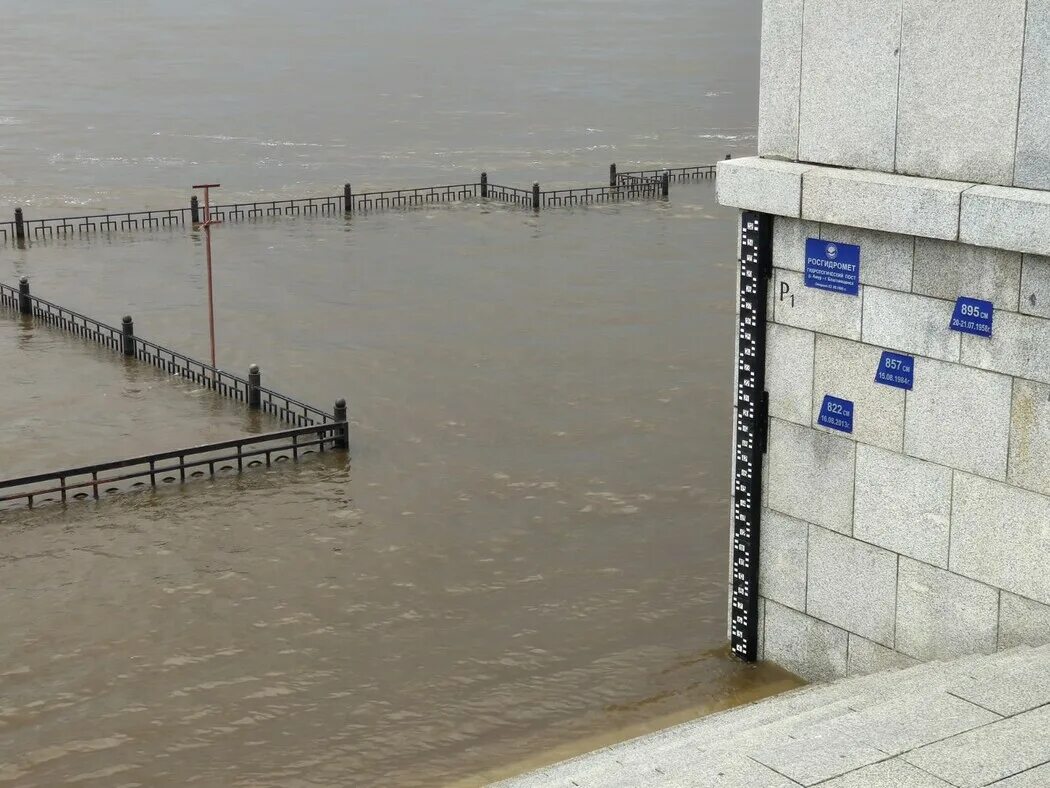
[
  {"left": 950, "top": 297, "right": 994, "bottom": 337},
  {"left": 805, "top": 238, "right": 861, "bottom": 296},
  {"left": 818, "top": 395, "right": 854, "bottom": 434},
  {"left": 875, "top": 351, "right": 914, "bottom": 390}
]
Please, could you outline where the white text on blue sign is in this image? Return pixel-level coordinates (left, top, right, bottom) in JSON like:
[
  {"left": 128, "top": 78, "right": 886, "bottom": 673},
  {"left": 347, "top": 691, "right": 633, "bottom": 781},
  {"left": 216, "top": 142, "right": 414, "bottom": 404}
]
[
  {"left": 818, "top": 395, "right": 854, "bottom": 434},
  {"left": 950, "top": 297, "right": 994, "bottom": 337},
  {"left": 805, "top": 238, "right": 861, "bottom": 296},
  {"left": 875, "top": 351, "right": 914, "bottom": 390}
]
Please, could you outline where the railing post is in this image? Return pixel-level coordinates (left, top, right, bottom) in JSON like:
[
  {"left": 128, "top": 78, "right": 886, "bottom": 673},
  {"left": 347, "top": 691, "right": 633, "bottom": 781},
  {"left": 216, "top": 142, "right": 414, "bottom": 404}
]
[
  {"left": 14, "top": 208, "right": 25, "bottom": 241},
  {"left": 248, "top": 364, "right": 261, "bottom": 409},
  {"left": 344, "top": 183, "right": 352, "bottom": 213},
  {"left": 532, "top": 182, "right": 540, "bottom": 211},
  {"left": 17, "top": 276, "right": 30, "bottom": 315},
  {"left": 661, "top": 170, "right": 670, "bottom": 198},
  {"left": 190, "top": 195, "right": 200, "bottom": 225},
  {"left": 610, "top": 163, "right": 617, "bottom": 187},
  {"left": 480, "top": 172, "right": 488, "bottom": 198},
  {"left": 121, "top": 315, "right": 136, "bottom": 357},
  {"left": 333, "top": 398, "right": 349, "bottom": 449}
]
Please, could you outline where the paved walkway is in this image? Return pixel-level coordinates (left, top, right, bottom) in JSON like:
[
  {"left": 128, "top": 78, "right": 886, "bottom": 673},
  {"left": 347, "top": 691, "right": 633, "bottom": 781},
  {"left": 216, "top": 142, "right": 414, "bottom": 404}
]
[{"left": 492, "top": 644, "right": 1050, "bottom": 787}]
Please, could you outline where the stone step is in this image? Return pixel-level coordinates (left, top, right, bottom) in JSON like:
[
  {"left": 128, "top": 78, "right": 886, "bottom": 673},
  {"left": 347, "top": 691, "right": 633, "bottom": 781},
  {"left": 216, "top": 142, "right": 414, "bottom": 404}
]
[
  {"left": 492, "top": 647, "right": 1045, "bottom": 787},
  {"left": 522, "top": 698, "right": 861, "bottom": 786}
]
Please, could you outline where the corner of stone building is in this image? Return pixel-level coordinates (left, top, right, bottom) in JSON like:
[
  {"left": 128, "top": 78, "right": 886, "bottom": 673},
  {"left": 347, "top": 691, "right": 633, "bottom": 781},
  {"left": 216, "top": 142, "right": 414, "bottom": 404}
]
[{"left": 725, "top": 1, "right": 1050, "bottom": 682}]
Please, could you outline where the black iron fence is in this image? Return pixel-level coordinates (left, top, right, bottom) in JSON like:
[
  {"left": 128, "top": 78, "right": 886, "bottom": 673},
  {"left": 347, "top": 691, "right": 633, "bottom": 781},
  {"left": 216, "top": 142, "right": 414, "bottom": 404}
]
[
  {"left": 1, "top": 279, "right": 334, "bottom": 427},
  {"left": 613, "top": 164, "right": 718, "bottom": 184},
  {"left": 484, "top": 182, "right": 534, "bottom": 206},
  {"left": 0, "top": 424, "right": 344, "bottom": 511},
  {"left": 546, "top": 172, "right": 667, "bottom": 207},
  {"left": 348, "top": 183, "right": 482, "bottom": 212},
  {"left": 2, "top": 159, "right": 727, "bottom": 243},
  {"left": 206, "top": 195, "right": 342, "bottom": 223},
  {"left": 0, "top": 278, "right": 348, "bottom": 512}
]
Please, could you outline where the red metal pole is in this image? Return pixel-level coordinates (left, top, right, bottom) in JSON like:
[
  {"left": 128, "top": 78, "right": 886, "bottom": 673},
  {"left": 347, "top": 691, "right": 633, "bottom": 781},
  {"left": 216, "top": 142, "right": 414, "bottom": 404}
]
[
  {"left": 203, "top": 188, "right": 216, "bottom": 368},
  {"left": 193, "top": 183, "right": 221, "bottom": 370}
]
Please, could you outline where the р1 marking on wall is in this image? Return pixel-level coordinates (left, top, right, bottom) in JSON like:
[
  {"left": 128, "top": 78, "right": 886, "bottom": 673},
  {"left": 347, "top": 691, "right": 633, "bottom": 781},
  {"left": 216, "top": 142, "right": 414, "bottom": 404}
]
[
  {"left": 731, "top": 211, "right": 772, "bottom": 663},
  {"left": 950, "top": 297, "right": 994, "bottom": 337},
  {"left": 805, "top": 238, "right": 861, "bottom": 296}
]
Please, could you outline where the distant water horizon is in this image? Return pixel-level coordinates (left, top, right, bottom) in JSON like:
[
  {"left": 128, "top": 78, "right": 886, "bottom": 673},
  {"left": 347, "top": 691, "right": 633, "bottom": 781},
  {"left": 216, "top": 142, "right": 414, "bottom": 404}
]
[{"left": 0, "top": 0, "right": 759, "bottom": 211}]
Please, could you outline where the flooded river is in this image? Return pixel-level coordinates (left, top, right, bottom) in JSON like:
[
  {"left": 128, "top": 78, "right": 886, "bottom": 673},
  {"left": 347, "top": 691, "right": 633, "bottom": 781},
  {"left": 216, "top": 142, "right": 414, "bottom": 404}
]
[{"left": 0, "top": 2, "right": 801, "bottom": 786}]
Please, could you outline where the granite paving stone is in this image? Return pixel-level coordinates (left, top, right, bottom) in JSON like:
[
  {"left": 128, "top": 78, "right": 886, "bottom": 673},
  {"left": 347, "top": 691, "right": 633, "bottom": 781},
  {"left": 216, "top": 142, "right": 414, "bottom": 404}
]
[
  {"left": 654, "top": 754, "right": 802, "bottom": 787},
  {"left": 902, "top": 704, "right": 1050, "bottom": 788},
  {"left": 986, "top": 762, "right": 1050, "bottom": 787},
  {"left": 748, "top": 724, "right": 888, "bottom": 787},
  {"left": 948, "top": 649, "right": 1050, "bottom": 716},
  {"left": 812, "top": 758, "right": 954, "bottom": 787},
  {"left": 839, "top": 689, "right": 1000, "bottom": 754},
  {"left": 493, "top": 648, "right": 1050, "bottom": 788}
]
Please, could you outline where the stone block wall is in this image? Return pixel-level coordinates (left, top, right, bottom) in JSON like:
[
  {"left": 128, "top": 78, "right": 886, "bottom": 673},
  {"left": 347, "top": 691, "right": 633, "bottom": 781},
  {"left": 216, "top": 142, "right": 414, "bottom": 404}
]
[
  {"left": 759, "top": 0, "right": 1048, "bottom": 189},
  {"left": 753, "top": 218, "right": 1050, "bottom": 681},
  {"left": 724, "top": 2, "right": 1050, "bottom": 682}
]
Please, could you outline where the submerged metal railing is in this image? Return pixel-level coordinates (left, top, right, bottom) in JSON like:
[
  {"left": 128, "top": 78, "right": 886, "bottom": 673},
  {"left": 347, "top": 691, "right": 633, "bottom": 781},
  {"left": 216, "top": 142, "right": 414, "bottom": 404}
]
[
  {"left": 614, "top": 163, "right": 718, "bottom": 183},
  {"left": 541, "top": 173, "right": 666, "bottom": 207},
  {"left": 0, "top": 424, "right": 343, "bottom": 511},
  {"left": 2, "top": 280, "right": 334, "bottom": 427},
  {"left": 206, "top": 195, "right": 341, "bottom": 223},
  {"left": 0, "top": 278, "right": 348, "bottom": 511},
  {"left": 348, "top": 183, "right": 482, "bottom": 212},
  {"left": 2, "top": 159, "right": 728, "bottom": 243}
]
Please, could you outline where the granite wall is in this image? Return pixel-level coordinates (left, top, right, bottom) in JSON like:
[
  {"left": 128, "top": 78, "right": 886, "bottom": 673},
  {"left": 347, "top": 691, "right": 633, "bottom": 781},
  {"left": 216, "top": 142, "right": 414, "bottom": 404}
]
[
  {"left": 719, "top": 1, "right": 1050, "bottom": 681},
  {"left": 754, "top": 217, "right": 1050, "bottom": 681},
  {"left": 759, "top": 0, "right": 1049, "bottom": 189}
]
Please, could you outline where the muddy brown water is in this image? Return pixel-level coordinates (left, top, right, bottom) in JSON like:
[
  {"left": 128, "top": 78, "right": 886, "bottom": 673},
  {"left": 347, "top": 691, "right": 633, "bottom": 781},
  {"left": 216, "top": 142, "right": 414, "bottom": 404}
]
[{"left": 0, "top": 2, "right": 802, "bottom": 786}]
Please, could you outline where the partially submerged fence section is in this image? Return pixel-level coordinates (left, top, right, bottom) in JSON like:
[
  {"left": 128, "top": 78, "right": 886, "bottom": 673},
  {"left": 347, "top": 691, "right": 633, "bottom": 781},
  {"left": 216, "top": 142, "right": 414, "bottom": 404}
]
[
  {"left": 0, "top": 278, "right": 348, "bottom": 511},
  {"left": 2, "top": 159, "right": 726, "bottom": 243},
  {"left": 611, "top": 163, "right": 718, "bottom": 184},
  {"left": 3, "top": 280, "right": 333, "bottom": 428},
  {"left": 0, "top": 424, "right": 345, "bottom": 510},
  {"left": 347, "top": 183, "right": 483, "bottom": 212}
]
